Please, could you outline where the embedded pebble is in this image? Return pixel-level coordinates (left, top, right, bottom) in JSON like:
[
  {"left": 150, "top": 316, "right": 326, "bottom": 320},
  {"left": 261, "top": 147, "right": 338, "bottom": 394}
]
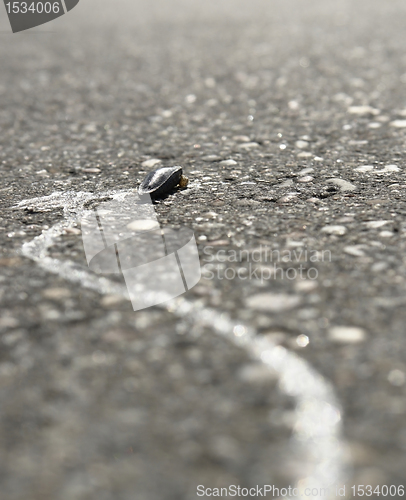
[
  {"left": 220, "top": 159, "right": 237, "bottom": 166},
  {"left": 295, "top": 280, "right": 318, "bottom": 292},
  {"left": 141, "top": 158, "right": 162, "bottom": 168},
  {"left": 388, "top": 369, "right": 405, "bottom": 387},
  {"left": 364, "top": 220, "right": 389, "bottom": 229},
  {"left": 246, "top": 293, "right": 302, "bottom": 312},
  {"left": 321, "top": 225, "right": 347, "bottom": 236},
  {"left": 42, "top": 288, "right": 71, "bottom": 300},
  {"left": 328, "top": 326, "right": 367, "bottom": 344},
  {"left": 390, "top": 120, "right": 406, "bottom": 128},
  {"left": 371, "top": 261, "right": 389, "bottom": 272},
  {"left": 326, "top": 178, "right": 357, "bottom": 192},
  {"left": 233, "top": 135, "right": 250, "bottom": 142},
  {"left": 278, "top": 179, "right": 294, "bottom": 187},
  {"left": 344, "top": 246, "right": 366, "bottom": 257},
  {"left": 354, "top": 165, "right": 374, "bottom": 173},
  {"left": 127, "top": 220, "right": 159, "bottom": 231},
  {"left": 354, "top": 165, "right": 400, "bottom": 174},
  {"left": 238, "top": 142, "right": 260, "bottom": 149},
  {"left": 82, "top": 167, "right": 101, "bottom": 173},
  {"left": 377, "top": 165, "right": 400, "bottom": 173},
  {"left": 297, "top": 151, "right": 313, "bottom": 158},
  {"left": 0, "top": 316, "right": 19, "bottom": 329},
  {"left": 202, "top": 155, "right": 222, "bottom": 162},
  {"left": 379, "top": 231, "right": 394, "bottom": 238},
  {"left": 278, "top": 192, "right": 299, "bottom": 203},
  {"left": 295, "top": 140, "right": 309, "bottom": 149},
  {"left": 297, "top": 175, "right": 314, "bottom": 183},
  {"left": 101, "top": 294, "right": 128, "bottom": 307},
  {"left": 348, "top": 106, "right": 380, "bottom": 115},
  {"left": 298, "top": 167, "right": 314, "bottom": 175},
  {"left": 348, "top": 140, "right": 368, "bottom": 146}
]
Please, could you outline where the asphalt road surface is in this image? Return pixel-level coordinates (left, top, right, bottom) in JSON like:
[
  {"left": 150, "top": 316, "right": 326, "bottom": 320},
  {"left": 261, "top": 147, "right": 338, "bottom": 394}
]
[{"left": 1, "top": 0, "right": 406, "bottom": 499}]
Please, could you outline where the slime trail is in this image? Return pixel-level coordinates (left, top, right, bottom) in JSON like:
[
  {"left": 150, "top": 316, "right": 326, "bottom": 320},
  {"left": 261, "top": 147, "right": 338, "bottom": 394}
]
[{"left": 17, "top": 190, "right": 348, "bottom": 499}]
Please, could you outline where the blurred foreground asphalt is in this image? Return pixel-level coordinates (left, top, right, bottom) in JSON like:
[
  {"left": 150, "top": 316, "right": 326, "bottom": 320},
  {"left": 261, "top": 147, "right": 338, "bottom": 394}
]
[{"left": 2, "top": 0, "right": 406, "bottom": 498}]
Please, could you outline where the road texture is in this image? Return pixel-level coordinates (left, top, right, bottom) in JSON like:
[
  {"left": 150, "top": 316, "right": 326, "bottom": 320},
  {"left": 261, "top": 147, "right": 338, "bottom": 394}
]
[{"left": 1, "top": 0, "right": 406, "bottom": 498}]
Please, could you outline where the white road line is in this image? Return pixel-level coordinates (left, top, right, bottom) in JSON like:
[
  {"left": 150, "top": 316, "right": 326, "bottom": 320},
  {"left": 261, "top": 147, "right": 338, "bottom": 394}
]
[{"left": 17, "top": 190, "right": 349, "bottom": 499}]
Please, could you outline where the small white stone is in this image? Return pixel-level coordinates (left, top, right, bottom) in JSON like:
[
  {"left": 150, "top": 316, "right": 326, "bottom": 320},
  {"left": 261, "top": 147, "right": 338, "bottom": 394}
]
[
  {"left": 326, "top": 178, "right": 357, "bottom": 192},
  {"left": 246, "top": 293, "right": 302, "bottom": 312},
  {"left": 278, "top": 192, "right": 299, "bottom": 203},
  {"left": 233, "top": 135, "right": 251, "bottom": 142},
  {"left": 288, "top": 100, "right": 300, "bottom": 110},
  {"left": 348, "top": 140, "right": 368, "bottom": 146},
  {"left": 0, "top": 317, "right": 19, "bottom": 328},
  {"left": 348, "top": 106, "right": 380, "bottom": 115},
  {"left": 286, "top": 239, "right": 305, "bottom": 248},
  {"left": 42, "top": 288, "right": 71, "bottom": 300},
  {"left": 295, "top": 280, "right": 318, "bottom": 292},
  {"left": 127, "top": 220, "right": 159, "bottom": 231},
  {"left": 298, "top": 167, "right": 314, "bottom": 175},
  {"left": 82, "top": 167, "right": 101, "bottom": 173},
  {"left": 390, "top": 120, "right": 406, "bottom": 128},
  {"left": 141, "top": 159, "right": 162, "bottom": 168},
  {"left": 295, "top": 140, "right": 309, "bottom": 149},
  {"left": 101, "top": 294, "right": 127, "bottom": 307},
  {"left": 371, "top": 261, "right": 388, "bottom": 272},
  {"left": 364, "top": 220, "right": 389, "bottom": 229},
  {"left": 220, "top": 159, "right": 237, "bottom": 166},
  {"left": 344, "top": 246, "right": 366, "bottom": 257},
  {"left": 321, "top": 225, "right": 347, "bottom": 236},
  {"left": 328, "top": 326, "right": 367, "bottom": 344},
  {"left": 368, "top": 122, "right": 382, "bottom": 129},
  {"left": 205, "top": 77, "right": 216, "bottom": 88},
  {"left": 84, "top": 123, "right": 98, "bottom": 133},
  {"left": 278, "top": 179, "right": 293, "bottom": 187},
  {"left": 354, "top": 165, "right": 374, "bottom": 173},
  {"left": 297, "top": 175, "right": 314, "bottom": 183},
  {"left": 388, "top": 369, "right": 405, "bottom": 387},
  {"left": 238, "top": 142, "right": 260, "bottom": 149},
  {"left": 379, "top": 230, "right": 394, "bottom": 238},
  {"left": 355, "top": 164, "right": 400, "bottom": 174},
  {"left": 297, "top": 151, "right": 313, "bottom": 158},
  {"left": 377, "top": 165, "right": 400, "bottom": 173}
]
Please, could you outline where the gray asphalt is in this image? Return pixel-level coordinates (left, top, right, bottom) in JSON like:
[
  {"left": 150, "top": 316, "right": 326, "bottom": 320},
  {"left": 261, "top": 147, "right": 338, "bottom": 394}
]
[{"left": 1, "top": 0, "right": 406, "bottom": 499}]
